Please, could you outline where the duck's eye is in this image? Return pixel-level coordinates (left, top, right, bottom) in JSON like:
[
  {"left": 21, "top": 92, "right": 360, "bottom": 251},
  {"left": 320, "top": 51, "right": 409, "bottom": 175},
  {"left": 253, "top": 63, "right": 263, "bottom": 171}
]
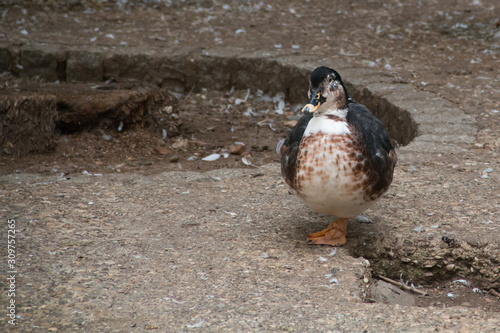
[{"left": 328, "top": 76, "right": 334, "bottom": 83}]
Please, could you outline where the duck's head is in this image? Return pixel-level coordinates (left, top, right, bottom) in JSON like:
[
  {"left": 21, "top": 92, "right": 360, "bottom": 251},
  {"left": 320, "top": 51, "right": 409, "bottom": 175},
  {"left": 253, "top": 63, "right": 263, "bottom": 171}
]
[{"left": 302, "top": 66, "right": 349, "bottom": 116}]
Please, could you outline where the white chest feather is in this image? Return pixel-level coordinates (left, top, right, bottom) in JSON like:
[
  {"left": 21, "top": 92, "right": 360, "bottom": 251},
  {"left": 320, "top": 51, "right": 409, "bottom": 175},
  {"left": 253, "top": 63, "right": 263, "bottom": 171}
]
[{"left": 303, "top": 113, "right": 351, "bottom": 137}]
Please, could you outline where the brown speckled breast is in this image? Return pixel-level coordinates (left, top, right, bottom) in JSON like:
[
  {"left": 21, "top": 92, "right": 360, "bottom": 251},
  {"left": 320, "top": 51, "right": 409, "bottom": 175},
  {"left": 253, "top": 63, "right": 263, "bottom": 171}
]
[{"left": 291, "top": 125, "right": 381, "bottom": 217}]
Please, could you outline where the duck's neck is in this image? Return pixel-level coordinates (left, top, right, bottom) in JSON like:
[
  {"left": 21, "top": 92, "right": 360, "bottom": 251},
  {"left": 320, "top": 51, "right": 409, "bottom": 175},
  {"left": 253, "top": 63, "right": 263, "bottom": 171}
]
[{"left": 319, "top": 107, "right": 348, "bottom": 119}]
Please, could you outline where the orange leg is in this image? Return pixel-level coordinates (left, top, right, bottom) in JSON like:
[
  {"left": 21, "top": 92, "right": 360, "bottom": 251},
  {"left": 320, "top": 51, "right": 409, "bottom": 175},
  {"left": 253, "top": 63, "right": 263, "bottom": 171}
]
[{"left": 307, "top": 218, "right": 349, "bottom": 246}]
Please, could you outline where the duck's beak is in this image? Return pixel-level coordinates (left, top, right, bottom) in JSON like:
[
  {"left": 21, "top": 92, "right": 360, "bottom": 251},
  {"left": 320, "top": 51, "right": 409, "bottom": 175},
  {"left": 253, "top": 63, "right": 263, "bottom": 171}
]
[{"left": 302, "top": 89, "right": 325, "bottom": 114}]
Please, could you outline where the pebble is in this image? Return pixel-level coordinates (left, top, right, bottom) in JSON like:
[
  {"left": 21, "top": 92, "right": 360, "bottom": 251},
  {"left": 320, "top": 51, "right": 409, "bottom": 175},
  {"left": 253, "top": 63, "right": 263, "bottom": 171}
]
[
  {"left": 154, "top": 146, "right": 171, "bottom": 155},
  {"left": 172, "top": 138, "right": 189, "bottom": 149},
  {"left": 446, "top": 264, "right": 456, "bottom": 271},
  {"left": 230, "top": 144, "right": 246, "bottom": 155}
]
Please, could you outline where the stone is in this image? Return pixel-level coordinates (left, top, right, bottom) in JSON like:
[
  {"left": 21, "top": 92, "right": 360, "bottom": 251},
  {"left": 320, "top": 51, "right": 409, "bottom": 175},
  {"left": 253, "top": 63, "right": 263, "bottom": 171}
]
[
  {"left": 230, "top": 143, "right": 246, "bottom": 155},
  {"left": 154, "top": 145, "right": 172, "bottom": 155},
  {"left": 370, "top": 280, "right": 415, "bottom": 306}
]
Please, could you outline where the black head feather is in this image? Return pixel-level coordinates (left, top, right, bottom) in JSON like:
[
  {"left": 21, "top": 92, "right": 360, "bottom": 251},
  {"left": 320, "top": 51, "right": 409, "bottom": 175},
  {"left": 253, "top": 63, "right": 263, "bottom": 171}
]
[
  {"left": 310, "top": 66, "right": 342, "bottom": 89},
  {"left": 309, "top": 66, "right": 352, "bottom": 103}
]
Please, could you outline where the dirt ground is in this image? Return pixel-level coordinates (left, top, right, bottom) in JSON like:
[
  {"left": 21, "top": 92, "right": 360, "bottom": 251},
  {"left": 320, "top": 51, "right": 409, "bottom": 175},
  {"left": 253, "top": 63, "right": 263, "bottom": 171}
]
[
  {"left": 1, "top": 0, "right": 499, "bottom": 173},
  {"left": 0, "top": 87, "right": 292, "bottom": 175},
  {"left": 0, "top": 0, "right": 499, "bottom": 331}
]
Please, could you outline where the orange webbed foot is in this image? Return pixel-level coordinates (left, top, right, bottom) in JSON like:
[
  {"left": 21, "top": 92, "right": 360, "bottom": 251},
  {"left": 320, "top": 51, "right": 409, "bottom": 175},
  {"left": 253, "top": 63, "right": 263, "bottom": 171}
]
[{"left": 307, "top": 218, "right": 349, "bottom": 247}]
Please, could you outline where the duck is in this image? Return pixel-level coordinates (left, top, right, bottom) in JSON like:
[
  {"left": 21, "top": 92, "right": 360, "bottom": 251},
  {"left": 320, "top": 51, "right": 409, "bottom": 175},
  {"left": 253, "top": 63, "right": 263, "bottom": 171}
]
[{"left": 277, "top": 66, "right": 397, "bottom": 246}]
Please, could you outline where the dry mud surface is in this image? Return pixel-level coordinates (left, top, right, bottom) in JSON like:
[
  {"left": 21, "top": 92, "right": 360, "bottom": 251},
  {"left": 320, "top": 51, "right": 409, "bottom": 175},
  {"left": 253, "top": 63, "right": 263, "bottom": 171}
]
[{"left": 0, "top": 0, "right": 499, "bottom": 331}]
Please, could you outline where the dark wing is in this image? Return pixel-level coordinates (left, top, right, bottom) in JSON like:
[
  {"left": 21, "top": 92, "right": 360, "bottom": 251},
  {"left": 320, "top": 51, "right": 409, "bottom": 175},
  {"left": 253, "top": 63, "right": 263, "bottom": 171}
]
[
  {"left": 347, "top": 102, "right": 397, "bottom": 199},
  {"left": 278, "top": 112, "right": 314, "bottom": 189}
]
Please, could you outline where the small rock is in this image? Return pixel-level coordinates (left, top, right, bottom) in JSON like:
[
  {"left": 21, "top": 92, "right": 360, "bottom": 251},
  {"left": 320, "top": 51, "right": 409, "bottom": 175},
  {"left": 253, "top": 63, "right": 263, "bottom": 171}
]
[
  {"left": 162, "top": 105, "right": 173, "bottom": 114},
  {"left": 172, "top": 138, "right": 189, "bottom": 149},
  {"left": 284, "top": 120, "right": 297, "bottom": 128},
  {"left": 230, "top": 144, "right": 246, "bottom": 155},
  {"left": 144, "top": 324, "right": 160, "bottom": 330},
  {"left": 3, "top": 141, "right": 14, "bottom": 154},
  {"left": 190, "top": 140, "right": 207, "bottom": 147},
  {"left": 154, "top": 146, "right": 171, "bottom": 155}
]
